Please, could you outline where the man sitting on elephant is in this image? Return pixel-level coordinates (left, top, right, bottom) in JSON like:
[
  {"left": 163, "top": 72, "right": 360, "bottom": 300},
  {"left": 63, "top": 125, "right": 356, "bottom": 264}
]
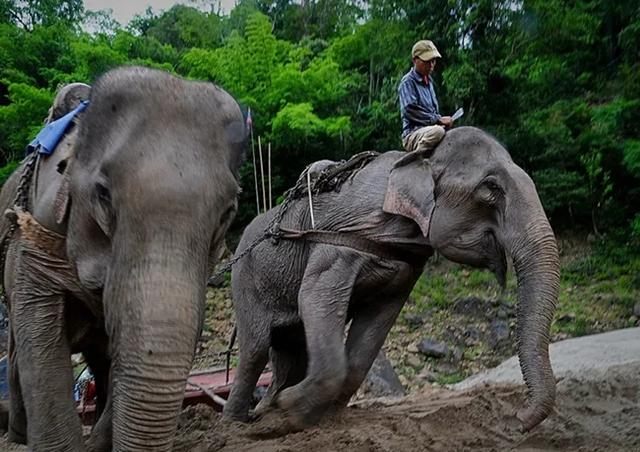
[{"left": 398, "top": 39, "right": 454, "bottom": 152}]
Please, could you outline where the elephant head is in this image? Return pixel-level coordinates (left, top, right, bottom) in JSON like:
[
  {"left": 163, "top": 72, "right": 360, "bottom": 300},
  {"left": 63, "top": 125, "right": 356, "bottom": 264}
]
[
  {"left": 383, "top": 126, "right": 559, "bottom": 431},
  {"left": 64, "top": 67, "right": 245, "bottom": 449}
]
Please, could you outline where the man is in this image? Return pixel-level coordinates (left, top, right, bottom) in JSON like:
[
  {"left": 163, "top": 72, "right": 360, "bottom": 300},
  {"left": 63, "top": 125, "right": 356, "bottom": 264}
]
[{"left": 398, "top": 40, "right": 453, "bottom": 152}]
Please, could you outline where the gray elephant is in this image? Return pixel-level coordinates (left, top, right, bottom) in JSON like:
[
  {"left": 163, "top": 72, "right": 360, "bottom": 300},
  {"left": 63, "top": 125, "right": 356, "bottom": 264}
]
[
  {"left": 0, "top": 66, "right": 245, "bottom": 451},
  {"left": 222, "top": 127, "right": 560, "bottom": 433}
]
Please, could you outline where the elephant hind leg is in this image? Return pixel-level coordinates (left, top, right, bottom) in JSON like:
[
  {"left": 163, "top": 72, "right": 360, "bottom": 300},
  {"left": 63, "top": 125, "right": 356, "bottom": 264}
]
[
  {"left": 254, "top": 323, "right": 308, "bottom": 416},
  {"left": 335, "top": 296, "right": 406, "bottom": 407}
]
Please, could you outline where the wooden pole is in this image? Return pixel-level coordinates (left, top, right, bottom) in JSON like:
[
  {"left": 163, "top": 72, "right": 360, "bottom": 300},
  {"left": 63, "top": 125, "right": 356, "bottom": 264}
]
[
  {"left": 258, "top": 136, "right": 267, "bottom": 214},
  {"left": 249, "top": 109, "right": 260, "bottom": 215},
  {"left": 268, "top": 142, "right": 272, "bottom": 210}
]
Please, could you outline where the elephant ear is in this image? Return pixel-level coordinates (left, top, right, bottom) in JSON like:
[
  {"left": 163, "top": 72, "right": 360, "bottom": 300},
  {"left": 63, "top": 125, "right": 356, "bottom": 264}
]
[
  {"left": 54, "top": 167, "right": 71, "bottom": 224},
  {"left": 382, "top": 151, "right": 435, "bottom": 238}
]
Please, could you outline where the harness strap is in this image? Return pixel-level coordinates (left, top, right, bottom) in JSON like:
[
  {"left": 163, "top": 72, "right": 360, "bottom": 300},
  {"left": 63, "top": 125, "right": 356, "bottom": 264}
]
[
  {"left": 8, "top": 207, "right": 67, "bottom": 259},
  {"left": 278, "top": 226, "right": 429, "bottom": 266}
]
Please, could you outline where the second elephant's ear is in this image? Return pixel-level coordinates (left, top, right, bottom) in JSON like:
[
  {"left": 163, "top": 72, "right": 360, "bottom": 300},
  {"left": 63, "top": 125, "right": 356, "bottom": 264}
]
[{"left": 382, "top": 151, "right": 435, "bottom": 237}]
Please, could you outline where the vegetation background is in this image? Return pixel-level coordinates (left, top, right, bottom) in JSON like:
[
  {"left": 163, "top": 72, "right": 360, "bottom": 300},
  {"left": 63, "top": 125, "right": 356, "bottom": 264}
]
[{"left": 1, "top": 0, "right": 639, "bottom": 383}]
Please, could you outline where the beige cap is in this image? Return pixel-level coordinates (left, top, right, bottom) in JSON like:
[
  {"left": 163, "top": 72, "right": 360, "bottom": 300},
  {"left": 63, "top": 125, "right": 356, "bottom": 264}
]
[{"left": 412, "top": 40, "right": 442, "bottom": 61}]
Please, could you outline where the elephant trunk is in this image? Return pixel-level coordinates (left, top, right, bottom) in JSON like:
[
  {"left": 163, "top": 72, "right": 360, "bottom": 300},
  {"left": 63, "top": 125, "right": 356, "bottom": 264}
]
[
  {"left": 507, "top": 203, "right": 560, "bottom": 432},
  {"left": 105, "top": 245, "right": 206, "bottom": 451}
]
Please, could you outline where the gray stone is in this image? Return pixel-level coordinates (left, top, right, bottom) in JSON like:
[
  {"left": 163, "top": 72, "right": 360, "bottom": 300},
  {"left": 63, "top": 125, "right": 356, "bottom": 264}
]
[
  {"left": 418, "top": 369, "right": 439, "bottom": 382},
  {"left": 363, "top": 350, "right": 406, "bottom": 397},
  {"left": 633, "top": 303, "right": 640, "bottom": 317},
  {"left": 450, "top": 347, "right": 464, "bottom": 363},
  {"left": 403, "top": 313, "right": 424, "bottom": 328},
  {"left": 417, "top": 338, "right": 449, "bottom": 358},
  {"left": 452, "top": 297, "right": 486, "bottom": 317},
  {"left": 489, "top": 320, "right": 510, "bottom": 348}
]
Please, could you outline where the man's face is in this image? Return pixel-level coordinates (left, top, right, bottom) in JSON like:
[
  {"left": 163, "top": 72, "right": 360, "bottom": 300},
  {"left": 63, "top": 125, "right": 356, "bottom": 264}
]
[{"left": 414, "top": 57, "right": 437, "bottom": 76}]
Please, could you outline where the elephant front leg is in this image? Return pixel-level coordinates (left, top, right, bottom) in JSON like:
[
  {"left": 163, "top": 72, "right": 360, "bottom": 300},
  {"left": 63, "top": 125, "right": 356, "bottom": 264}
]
[
  {"left": 277, "top": 251, "right": 358, "bottom": 429},
  {"left": 12, "top": 291, "right": 84, "bottom": 451},
  {"left": 335, "top": 295, "right": 406, "bottom": 407},
  {"left": 7, "top": 317, "right": 27, "bottom": 444}
]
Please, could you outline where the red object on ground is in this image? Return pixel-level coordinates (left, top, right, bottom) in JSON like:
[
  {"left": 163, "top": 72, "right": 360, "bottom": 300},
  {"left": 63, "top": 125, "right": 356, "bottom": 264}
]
[{"left": 77, "top": 367, "right": 272, "bottom": 426}]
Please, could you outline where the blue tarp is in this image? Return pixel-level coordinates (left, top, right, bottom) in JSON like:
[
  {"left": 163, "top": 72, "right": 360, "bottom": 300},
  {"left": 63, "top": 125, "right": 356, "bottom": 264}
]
[{"left": 26, "top": 100, "right": 89, "bottom": 156}]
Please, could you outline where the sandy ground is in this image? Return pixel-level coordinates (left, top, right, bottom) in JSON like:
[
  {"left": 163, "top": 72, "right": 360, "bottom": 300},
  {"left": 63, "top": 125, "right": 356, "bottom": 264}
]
[
  {"left": 2, "top": 330, "right": 639, "bottom": 451},
  {"left": 168, "top": 361, "right": 640, "bottom": 451}
]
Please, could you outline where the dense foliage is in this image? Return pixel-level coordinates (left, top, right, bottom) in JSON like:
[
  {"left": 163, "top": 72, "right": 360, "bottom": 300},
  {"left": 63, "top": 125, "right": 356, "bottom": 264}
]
[{"left": 1, "top": 0, "right": 638, "bottom": 235}]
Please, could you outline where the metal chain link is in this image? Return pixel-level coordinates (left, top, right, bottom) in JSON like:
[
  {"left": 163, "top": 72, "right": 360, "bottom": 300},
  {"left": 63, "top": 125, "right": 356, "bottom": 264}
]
[{"left": 207, "top": 166, "right": 311, "bottom": 285}]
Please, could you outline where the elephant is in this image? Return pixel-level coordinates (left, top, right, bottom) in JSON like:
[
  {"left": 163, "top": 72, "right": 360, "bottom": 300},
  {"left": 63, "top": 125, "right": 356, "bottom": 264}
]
[
  {"left": 222, "top": 126, "right": 560, "bottom": 434},
  {"left": 0, "top": 66, "right": 246, "bottom": 451}
]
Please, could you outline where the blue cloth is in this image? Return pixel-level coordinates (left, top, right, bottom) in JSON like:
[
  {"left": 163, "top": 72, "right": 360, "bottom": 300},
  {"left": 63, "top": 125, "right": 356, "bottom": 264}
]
[
  {"left": 398, "top": 68, "right": 440, "bottom": 139},
  {"left": 0, "top": 356, "right": 7, "bottom": 400},
  {"left": 26, "top": 101, "right": 89, "bottom": 156}
]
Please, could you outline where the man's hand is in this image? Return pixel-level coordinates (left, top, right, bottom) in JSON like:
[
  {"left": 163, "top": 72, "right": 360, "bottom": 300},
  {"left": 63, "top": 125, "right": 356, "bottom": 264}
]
[{"left": 438, "top": 116, "right": 454, "bottom": 129}]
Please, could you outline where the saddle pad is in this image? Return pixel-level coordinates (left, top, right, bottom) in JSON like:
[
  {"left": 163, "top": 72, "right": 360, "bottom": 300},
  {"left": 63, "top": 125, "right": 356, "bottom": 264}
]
[{"left": 26, "top": 100, "right": 89, "bottom": 156}]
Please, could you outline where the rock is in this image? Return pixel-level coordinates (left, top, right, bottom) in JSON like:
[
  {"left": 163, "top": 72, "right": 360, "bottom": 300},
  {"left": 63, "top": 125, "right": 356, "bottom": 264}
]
[
  {"left": 364, "top": 350, "right": 406, "bottom": 397},
  {"left": 496, "top": 308, "right": 509, "bottom": 320},
  {"left": 404, "top": 313, "right": 425, "bottom": 328},
  {"left": 406, "top": 354, "right": 422, "bottom": 369},
  {"left": 407, "top": 343, "right": 419, "bottom": 353},
  {"left": 633, "top": 303, "right": 640, "bottom": 317},
  {"left": 450, "top": 347, "right": 464, "bottom": 363},
  {"left": 417, "top": 338, "right": 449, "bottom": 358},
  {"left": 417, "top": 369, "right": 439, "bottom": 382},
  {"left": 207, "top": 273, "right": 226, "bottom": 288},
  {"left": 557, "top": 312, "right": 576, "bottom": 322},
  {"left": 489, "top": 320, "right": 510, "bottom": 348},
  {"left": 463, "top": 327, "right": 482, "bottom": 345},
  {"left": 452, "top": 297, "right": 486, "bottom": 317}
]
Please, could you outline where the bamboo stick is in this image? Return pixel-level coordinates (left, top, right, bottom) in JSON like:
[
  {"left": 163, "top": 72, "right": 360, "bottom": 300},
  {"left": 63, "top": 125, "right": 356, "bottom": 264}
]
[
  {"left": 258, "top": 136, "right": 267, "bottom": 214},
  {"left": 249, "top": 110, "right": 260, "bottom": 215},
  {"left": 268, "top": 142, "right": 272, "bottom": 210}
]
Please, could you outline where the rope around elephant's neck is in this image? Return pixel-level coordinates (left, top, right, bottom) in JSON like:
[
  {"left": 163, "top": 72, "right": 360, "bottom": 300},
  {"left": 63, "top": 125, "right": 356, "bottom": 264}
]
[{"left": 0, "top": 152, "right": 39, "bottom": 303}]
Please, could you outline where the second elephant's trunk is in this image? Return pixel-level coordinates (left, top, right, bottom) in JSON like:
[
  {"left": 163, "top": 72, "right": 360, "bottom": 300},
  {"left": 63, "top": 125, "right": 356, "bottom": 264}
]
[{"left": 506, "top": 190, "right": 560, "bottom": 431}]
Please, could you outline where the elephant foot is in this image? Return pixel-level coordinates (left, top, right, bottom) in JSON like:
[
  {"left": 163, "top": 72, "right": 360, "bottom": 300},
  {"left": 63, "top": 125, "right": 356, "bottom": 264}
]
[
  {"left": 8, "top": 426, "right": 27, "bottom": 445},
  {"left": 246, "top": 408, "right": 300, "bottom": 440},
  {"left": 276, "top": 385, "right": 328, "bottom": 431}
]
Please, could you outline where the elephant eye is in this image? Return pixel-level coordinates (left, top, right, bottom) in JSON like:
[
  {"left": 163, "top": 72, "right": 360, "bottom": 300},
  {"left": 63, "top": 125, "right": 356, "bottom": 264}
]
[
  {"left": 477, "top": 178, "right": 503, "bottom": 205},
  {"left": 95, "top": 182, "right": 111, "bottom": 205},
  {"left": 93, "top": 182, "right": 115, "bottom": 237}
]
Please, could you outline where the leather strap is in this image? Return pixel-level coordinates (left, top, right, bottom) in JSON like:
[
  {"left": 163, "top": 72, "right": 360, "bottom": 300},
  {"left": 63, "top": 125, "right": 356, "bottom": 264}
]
[{"left": 277, "top": 226, "right": 430, "bottom": 266}]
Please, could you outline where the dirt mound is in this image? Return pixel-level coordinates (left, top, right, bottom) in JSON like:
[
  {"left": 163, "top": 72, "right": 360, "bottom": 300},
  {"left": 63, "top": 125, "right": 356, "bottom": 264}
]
[{"left": 172, "top": 362, "right": 640, "bottom": 452}]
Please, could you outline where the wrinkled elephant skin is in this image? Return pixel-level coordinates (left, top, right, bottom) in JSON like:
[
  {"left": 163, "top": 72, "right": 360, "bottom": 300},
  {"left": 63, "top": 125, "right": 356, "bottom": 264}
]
[
  {"left": 223, "top": 127, "right": 559, "bottom": 434},
  {"left": 0, "top": 67, "right": 245, "bottom": 451}
]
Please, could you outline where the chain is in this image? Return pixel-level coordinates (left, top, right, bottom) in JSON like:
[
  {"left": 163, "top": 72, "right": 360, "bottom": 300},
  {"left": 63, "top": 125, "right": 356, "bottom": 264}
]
[
  {"left": 0, "top": 152, "right": 39, "bottom": 283},
  {"left": 207, "top": 166, "right": 310, "bottom": 285}
]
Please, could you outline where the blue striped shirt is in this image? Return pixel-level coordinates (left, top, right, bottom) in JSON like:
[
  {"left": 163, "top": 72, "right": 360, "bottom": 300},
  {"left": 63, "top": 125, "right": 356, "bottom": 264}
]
[{"left": 398, "top": 68, "right": 440, "bottom": 139}]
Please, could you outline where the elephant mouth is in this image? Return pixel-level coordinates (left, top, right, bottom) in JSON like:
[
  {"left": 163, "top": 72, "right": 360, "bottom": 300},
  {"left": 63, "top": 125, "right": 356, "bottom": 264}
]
[{"left": 439, "top": 230, "right": 507, "bottom": 287}]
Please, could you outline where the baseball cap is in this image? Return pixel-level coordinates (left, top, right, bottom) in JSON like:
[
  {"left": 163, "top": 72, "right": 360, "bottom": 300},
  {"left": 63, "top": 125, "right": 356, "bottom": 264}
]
[{"left": 412, "top": 40, "right": 442, "bottom": 61}]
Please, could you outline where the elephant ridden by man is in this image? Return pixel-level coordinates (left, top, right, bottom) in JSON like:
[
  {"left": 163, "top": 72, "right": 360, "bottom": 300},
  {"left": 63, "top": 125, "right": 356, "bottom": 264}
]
[
  {"left": 222, "top": 126, "right": 560, "bottom": 435},
  {"left": 0, "top": 66, "right": 246, "bottom": 451}
]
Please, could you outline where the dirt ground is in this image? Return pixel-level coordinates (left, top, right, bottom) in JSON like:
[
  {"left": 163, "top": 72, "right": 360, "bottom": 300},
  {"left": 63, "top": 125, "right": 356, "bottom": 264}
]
[
  {"left": 1, "top": 360, "right": 638, "bottom": 452},
  {"left": 168, "top": 362, "right": 640, "bottom": 452}
]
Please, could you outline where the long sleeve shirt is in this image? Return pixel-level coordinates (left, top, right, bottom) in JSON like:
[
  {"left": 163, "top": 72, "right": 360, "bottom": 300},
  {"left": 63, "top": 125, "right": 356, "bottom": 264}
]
[{"left": 398, "top": 68, "right": 441, "bottom": 139}]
